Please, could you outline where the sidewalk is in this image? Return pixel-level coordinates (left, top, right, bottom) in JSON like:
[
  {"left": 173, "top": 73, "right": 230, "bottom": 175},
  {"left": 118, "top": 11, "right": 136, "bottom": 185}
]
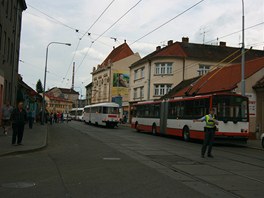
[
  {"left": 0, "top": 123, "right": 48, "bottom": 157},
  {"left": 246, "top": 139, "right": 263, "bottom": 150}
]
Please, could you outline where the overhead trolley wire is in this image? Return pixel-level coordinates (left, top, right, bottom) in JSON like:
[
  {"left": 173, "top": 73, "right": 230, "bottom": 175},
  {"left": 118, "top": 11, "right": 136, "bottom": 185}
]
[
  {"left": 130, "top": 0, "right": 205, "bottom": 45},
  {"left": 75, "top": 0, "right": 143, "bottom": 74},
  {"left": 80, "top": 0, "right": 116, "bottom": 40},
  {"left": 61, "top": 0, "right": 116, "bottom": 85},
  {"left": 92, "top": 0, "right": 143, "bottom": 43},
  {"left": 205, "top": 21, "right": 264, "bottom": 44},
  {"left": 28, "top": 4, "right": 80, "bottom": 32}
]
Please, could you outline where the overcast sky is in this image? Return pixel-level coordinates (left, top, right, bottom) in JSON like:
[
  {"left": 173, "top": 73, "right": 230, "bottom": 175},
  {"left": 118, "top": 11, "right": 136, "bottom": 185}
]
[{"left": 19, "top": 0, "right": 264, "bottom": 97}]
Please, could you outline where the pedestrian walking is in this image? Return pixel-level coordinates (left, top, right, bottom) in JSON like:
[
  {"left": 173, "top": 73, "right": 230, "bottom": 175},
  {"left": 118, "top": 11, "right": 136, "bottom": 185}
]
[
  {"left": 27, "top": 108, "right": 34, "bottom": 129},
  {"left": 54, "top": 112, "right": 58, "bottom": 123},
  {"left": 61, "top": 113, "right": 64, "bottom": 123},
  {"left": 49, "top": 113, "right": 53, "bottom": 125},
  {"left": 1, "top": 102, "right": 13, "bottom": 135},
  {"left": 193, "top": 109, "right": 219, "bottom": 158},
  {"left": 11, "top": 102, "right": 27, "bottom": 145}
]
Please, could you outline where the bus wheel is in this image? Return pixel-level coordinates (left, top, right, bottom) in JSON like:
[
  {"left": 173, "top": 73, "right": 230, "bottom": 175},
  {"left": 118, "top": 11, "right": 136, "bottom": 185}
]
[
  {"left": 183, "top": 127, "right": 190, "bottom": 141},
  {"left": 152, "top": 125, "right": 157, "bottom": 135}
]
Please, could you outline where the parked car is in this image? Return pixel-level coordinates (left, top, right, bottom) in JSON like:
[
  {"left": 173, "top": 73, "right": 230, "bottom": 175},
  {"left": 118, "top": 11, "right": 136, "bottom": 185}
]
[
  {"left": 63, "top": 113, "right": 72, "bottom": 121},
  {"left": 261, "top": 133, "right": 264, "bottom": 148}
]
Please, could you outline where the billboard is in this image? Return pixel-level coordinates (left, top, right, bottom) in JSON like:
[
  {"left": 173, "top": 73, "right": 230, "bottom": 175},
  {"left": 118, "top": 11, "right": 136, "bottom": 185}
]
[{"left": 112, "top": 72, "right": 129, "bottom": 101}]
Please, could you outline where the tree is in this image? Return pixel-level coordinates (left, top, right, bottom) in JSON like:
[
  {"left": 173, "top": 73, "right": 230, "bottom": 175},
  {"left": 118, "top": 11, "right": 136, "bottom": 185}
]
[{"left": 36, "top": 79, "right": 44, "bottom": 93}]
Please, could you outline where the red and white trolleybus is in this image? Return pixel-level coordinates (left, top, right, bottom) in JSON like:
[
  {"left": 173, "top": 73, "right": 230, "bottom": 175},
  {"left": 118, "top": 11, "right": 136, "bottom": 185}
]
[{"left": 131, "top": 93, "right": 249, "bottom": 143}]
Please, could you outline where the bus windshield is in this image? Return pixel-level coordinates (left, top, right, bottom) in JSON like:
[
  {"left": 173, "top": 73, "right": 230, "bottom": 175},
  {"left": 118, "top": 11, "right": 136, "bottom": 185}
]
[{"left": 213, "top": 95, "right": 248, "bottom": 122}]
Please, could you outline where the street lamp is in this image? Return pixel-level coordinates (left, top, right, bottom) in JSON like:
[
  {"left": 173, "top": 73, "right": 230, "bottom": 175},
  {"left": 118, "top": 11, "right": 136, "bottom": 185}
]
[
  {"left": 41, "top": 42, "right": 71, "bottom": 125},
  {"left": 241, "top": 0, "right": 245, "bottom": 96}
]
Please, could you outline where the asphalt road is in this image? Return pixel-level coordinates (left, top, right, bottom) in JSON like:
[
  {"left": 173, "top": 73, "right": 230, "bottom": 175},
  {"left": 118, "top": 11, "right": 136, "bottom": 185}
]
[{"left": 0, "top": 121, "right": 264, "bottom": 198}]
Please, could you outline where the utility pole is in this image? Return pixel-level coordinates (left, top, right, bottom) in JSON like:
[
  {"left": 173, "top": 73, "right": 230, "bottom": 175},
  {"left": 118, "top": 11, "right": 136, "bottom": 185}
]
[
  {"left": 72, "top": 62, "right": 75, "bottom": 90},
  {"left": 241, "top": 0, "right": 245, "bottom": 96}
]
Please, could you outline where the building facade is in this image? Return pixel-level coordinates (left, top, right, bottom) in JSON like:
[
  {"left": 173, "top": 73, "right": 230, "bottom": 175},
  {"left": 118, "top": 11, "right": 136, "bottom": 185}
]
[
  {"left": 45, "top": 94, "right": 73, "bottom": 114},
  {"left": 253, "top": 77, "right": 264, "bottom": 139},
  {"left": 91, "top": 42, "right": 140, "bottom": 115},
  {"left": 85, "top": 82, "right": 92, "bottom": 105},
  {"left": 46, "top": 87, "right": 79, "bottom": 107},
  {"left": 0, "top": 0, "right": 27, "bottom": 108},
  {"left": 17, "top": 74, "right": 42, "bottom": 121},
  {"left": 129, "top": 38, "right": 264, "bottom": 103}
]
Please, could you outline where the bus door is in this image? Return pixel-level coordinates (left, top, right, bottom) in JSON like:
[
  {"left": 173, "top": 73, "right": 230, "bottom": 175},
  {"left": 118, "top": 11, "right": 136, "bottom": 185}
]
[{"left": 160, "top": 101, "right": 168, "bottom": 134}]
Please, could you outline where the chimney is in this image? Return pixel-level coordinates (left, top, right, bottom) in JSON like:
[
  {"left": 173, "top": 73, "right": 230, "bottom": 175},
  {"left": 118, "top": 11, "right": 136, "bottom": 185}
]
[
  {"left": 167, "top": 40, "right": 173, "bottom": 46},
  {"left": 182, "top": 37, "right": 189, "bottom": 43},
  {"left": 156, "top": 46, "right": 161, "bottom": 51},
  {"left": 219, "top": 41, "right": 226, "bottom": 47}
]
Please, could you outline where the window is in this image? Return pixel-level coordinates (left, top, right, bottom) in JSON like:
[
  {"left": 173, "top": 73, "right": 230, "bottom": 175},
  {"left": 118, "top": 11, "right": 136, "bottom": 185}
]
[
  {"left": 141, "top": 68, "right": 144, "bottom": 78},
  {"left": 154, "top": 84, "right": 172, "bottom": 96},
  {"left": 134, "top": 103, "right": 161, "bottom": 118},
  {"left": 155, "top": 63, "right": 173, "bottom": 75},
  {"left": 134, "top": 70, "right": 138, "bottom": 80},
  {"left": 133, "top": 88, "right": 137, "bottom": 99},
  {"left": 3, "top": 31, "right": 6, "bottom": 55},
  {"left": 198, "top": 64, "right": 210, "bottom": 76},
  {"left": 140, "top": 87, "right": 144, "bottom": 98},
  {"left": 134, "top": 67, "right": 145, "bottom": 80}
]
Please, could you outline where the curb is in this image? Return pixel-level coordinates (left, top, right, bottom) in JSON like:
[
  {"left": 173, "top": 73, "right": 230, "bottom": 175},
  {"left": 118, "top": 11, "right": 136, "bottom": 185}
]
[{"left": 0, "top": 126, "right": 49, "bottom": 157}]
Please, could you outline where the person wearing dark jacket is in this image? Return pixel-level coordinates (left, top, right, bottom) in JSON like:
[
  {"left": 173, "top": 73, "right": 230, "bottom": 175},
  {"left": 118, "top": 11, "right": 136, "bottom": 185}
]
[{"left": 11, "top": 102, "right": 27, "bottom": 145}]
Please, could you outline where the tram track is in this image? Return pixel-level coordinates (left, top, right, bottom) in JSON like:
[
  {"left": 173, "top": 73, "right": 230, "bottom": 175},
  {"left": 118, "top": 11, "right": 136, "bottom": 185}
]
[{"left": 70, "top": 122, "right": 264, "bottom": 197}]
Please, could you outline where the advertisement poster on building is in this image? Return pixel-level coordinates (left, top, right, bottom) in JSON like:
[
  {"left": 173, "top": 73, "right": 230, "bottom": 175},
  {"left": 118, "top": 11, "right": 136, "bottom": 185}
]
[
  {"left": 112, "top": 71, "right": 129, "bottom": 101},
  {"left": 246, "top": 93, "right": 256, "bottom": 117}
]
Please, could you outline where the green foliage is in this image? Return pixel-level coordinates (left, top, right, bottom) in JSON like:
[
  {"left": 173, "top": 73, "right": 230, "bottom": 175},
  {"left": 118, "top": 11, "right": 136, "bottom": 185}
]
[{"left": 36, "top": 79, "right": 44, "bottom": 93}]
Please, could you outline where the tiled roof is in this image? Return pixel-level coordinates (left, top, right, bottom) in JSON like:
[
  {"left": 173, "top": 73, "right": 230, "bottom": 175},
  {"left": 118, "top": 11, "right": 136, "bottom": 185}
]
[
  {"left": 100, "top": 42, "right": 134, "bottom": 67},
  {"left": 59, "top": 88, "right": 79, "bottom": 95},
  {"left": 177, "top": 42, "right": 264, "bottom": 62},
  {"left": 253, "top": 76, "right": 264, "bottom": 89},
  {"left": 46, "top": 94, "right": 73, "bottom": 103},
  {"left": 48, "top": 87, "right": 79, "bottom": 95},
  {"left": 171, "top": 57, "right": 264, "bottom": 97},
  {"left": 131, "top": 40, "right": 264, "bottom": 67},
  {"left": 160, "top": 76, "right": 200, "bottom": 100}
]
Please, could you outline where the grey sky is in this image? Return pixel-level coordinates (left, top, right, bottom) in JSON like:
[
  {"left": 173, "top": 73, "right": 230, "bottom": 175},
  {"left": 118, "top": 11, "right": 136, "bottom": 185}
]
[{"left": 19, "top": 0, "right": 264, "bottom": 96}]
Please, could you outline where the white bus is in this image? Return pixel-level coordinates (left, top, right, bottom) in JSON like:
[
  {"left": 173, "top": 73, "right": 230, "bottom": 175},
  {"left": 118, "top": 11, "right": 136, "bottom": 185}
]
[
  {"left": 69, "top": 108, "right": 84, "bottom": 121},
  {"left": 83, "top": 103, "right": 120, "bottom": 128},
  {"left": 132, "top": 93, "right": 249, "bottom": 143}
]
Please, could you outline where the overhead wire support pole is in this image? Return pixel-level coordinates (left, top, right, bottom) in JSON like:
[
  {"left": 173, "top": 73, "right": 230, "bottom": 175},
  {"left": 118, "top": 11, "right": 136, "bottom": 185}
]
[{"left": 241, "top": 0, "right": 245, "bottom": 96}]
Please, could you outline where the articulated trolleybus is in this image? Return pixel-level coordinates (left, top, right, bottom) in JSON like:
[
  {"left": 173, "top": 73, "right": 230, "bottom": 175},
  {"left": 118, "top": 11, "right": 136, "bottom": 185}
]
[
  {"left": 83, "top": 103, "right": 120, "bottom": 128},
  {"left": 132, "top": 93, "right": 249, "bottom": 143}
]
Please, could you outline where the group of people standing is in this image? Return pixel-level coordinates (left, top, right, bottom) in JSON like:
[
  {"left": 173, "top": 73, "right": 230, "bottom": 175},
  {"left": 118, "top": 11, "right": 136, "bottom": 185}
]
[
  {"left": 1, "top": 101, "right": 35, "bottom": 145},
  {"left": 48, "top": 112, "right": 64, "bottom": 125}
]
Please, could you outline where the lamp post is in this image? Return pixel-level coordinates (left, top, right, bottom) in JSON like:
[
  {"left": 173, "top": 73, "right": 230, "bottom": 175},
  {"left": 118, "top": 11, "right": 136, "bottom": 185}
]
[
  {"left": 41, "top": 42, "right": 71, "bottom": 125},
  {"left": 241, "top": 0, "right": 245, "bottom": 96}
]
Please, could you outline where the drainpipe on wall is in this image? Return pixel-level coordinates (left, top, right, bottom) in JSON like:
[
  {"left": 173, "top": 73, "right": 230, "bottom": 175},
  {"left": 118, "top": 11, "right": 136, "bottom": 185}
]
[
  {"left": 182, "top": 57, "right": 186, "bottom": 81},
  {"left": 147, "top": 60, "right": 151, "bottom": 100}
]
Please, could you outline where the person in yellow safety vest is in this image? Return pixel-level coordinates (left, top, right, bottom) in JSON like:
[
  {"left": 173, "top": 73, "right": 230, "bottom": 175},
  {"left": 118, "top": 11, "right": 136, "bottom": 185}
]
[{"left": 194, "top": 109, "right": 219, "bottom": 158}]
